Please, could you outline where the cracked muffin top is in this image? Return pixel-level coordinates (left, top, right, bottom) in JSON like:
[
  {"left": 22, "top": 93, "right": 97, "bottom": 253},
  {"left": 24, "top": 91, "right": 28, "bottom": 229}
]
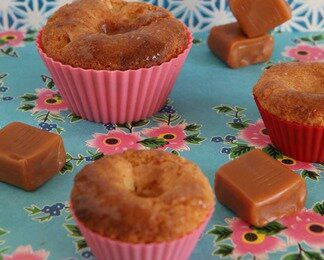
[{"left": 41, "top": 0, "right": 189, "bottom": 71}]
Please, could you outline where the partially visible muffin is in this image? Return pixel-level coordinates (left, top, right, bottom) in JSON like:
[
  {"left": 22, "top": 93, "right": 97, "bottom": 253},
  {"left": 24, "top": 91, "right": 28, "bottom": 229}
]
[
  {"left": 253, "top": 62, "right": 324, "bottom": 126},
  {"left": 42, "top": 0, "right": 188, "bottom": 70},
  {"left": 71, "top": 150, "right": 214, "bottom": 243}
]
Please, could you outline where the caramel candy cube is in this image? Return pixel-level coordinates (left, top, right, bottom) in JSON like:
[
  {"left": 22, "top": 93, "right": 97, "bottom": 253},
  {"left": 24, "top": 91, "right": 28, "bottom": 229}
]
[
  {"left": 0, "top": 122, "right": 66, "bottom": 191},
  {"left": 207, "top": 23, "right": 274, "bottom": 69},
  {"left": 229, "top": 0, "right": 292, "bottom": 38},
  {"left": 214, "top": 149, "right": 306, "bottom": 227}
]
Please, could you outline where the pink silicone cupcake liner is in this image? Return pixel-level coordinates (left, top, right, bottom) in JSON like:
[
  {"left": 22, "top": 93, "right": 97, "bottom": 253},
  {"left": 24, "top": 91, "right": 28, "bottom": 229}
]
[
  {"left": 36, "top": 30, "right": 192, "bottom": 124},
  {"left": 254, "top": 97, "right": 324, "bottom": 163},
  {"left": 71, "top": 206, "right": 214, "bottom": 260}
]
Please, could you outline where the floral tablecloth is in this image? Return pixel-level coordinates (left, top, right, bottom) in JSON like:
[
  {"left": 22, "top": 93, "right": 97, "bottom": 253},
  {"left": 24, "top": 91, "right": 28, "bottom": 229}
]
[{"left": 0, "top": 24, "right": 324, "bottom": 260}]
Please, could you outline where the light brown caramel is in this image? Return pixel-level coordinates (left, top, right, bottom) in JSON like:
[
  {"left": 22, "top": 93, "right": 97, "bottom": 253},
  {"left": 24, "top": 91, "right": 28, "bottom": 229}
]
[
  {"left": 229, "top": 0, "right": 292, "bottom": 37},
  {"left": 0, "top": 122, "right": 66, "bottom": 191},
  {"left": 208, "top": 23, "right": 274, "bottom": 69},
  {"left": 215, "top": 149, "right": 306, "bottom": 227}
]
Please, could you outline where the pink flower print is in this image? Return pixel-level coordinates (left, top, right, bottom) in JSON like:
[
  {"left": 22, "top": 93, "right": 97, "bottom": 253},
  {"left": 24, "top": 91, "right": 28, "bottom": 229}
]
[
  {"left": 86, "top": 130, "right": 141, "bottom": 155},
  {"left": 282, "top": 44, "right": 324, "bottom": 62},
  {"left": 278, "top": 156, "right": 316, "bottom": 171},
  {"left": 142, "top": 124, "right": 189, "bottom": 151},
  {"left": 280, "top": 210, "right": 324, "bottom": 249},
  {"left": 227, "top": 218, "right": 286, "bottom": 258},
  {"left": 238, "top": 119, "right": 271, "bottom": 148},
  {"left": 3, "top": 245, "right": 49, "bottom": 260},
  {"left": 33, "top": 88, "right": 68, "bottom": 114},
  {"left": 0, "top": 31, "right": 25, "bottom": 47}
]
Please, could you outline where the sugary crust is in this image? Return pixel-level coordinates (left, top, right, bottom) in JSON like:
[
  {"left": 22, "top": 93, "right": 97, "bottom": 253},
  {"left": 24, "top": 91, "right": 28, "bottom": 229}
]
[
  {"left": 253, "top": 62, "right": 324, "bottom": 126},
  {"left": 71, "top": 150, "right": 214, "bottom": 243},
  {"left": 41, "top": 0, "right": 188, "bottom": 70}
]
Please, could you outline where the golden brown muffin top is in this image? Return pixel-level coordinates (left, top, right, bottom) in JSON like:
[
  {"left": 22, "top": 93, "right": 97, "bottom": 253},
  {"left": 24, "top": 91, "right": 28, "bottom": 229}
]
[
  {"left": 253, "top": 62, "right": 324, "bottom": 126},
  {"left": 41, "top": 0, "right": 188, "bottom": 71},
  {"left": 71, "top": 150, "right": 214, "bottom": 243}
]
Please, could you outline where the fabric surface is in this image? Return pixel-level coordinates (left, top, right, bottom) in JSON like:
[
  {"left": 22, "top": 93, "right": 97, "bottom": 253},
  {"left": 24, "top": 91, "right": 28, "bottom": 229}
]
[
  {"left": 0, "top": 6, "right": 323, "bottom": 258},
  {"left": 0, "top": 0, "right": 323, "bottom": 32}
]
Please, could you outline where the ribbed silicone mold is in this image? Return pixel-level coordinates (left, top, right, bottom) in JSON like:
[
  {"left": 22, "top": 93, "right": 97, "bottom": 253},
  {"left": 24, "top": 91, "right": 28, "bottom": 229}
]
[
  {"left": 71, "top": 206, "right": 213, "bottom": 260},
  {"left": 255, "top": 97, "right": 324, "bottom": 163},
  {"left": 36, "top": 30, "right": 192, "bottom": 124}
]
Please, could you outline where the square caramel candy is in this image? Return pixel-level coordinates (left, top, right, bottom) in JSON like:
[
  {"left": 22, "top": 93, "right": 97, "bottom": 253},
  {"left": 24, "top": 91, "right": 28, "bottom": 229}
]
[
  {"left": 229, "top": 0, "right": 292, "bottom": 38},
  {"left": 0, "top": 122, "right": 66, "bottom": 191},
  {"left": 214, "top": 149, "right": 306, "bottom": 227},
  {"left": 207, "top": 23, "right": 274, "bottom": 69}
]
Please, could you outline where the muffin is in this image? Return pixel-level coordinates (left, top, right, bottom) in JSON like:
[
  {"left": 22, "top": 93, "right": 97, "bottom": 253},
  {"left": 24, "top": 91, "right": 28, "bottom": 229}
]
[
  {"left": 71, "top": 150, "right": 214, "bottom": 259},
  {"left": 253, "top": 62, "right": 324, "bottom": 162},
  {"left": 41, "top": 0, "right": 188, "bottom": 71},
  {"left": 36, "top": 0, "right": 192, "bottom": 123}
]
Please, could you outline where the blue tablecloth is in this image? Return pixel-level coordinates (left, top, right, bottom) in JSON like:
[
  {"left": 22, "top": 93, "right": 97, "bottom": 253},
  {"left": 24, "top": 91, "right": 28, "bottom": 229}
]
[{"left": 0, "top": 30, "right": 323, "bottom": 260}]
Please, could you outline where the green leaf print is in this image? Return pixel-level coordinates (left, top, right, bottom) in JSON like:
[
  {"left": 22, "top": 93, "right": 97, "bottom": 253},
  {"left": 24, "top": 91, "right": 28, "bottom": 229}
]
[
  {"left": 26, "top": 29, "right": 38, "bottom": 35},
  {"left": 23, "top": 37, "right": 35, "bottom": 42},
  {"left": 0, "top": 74, "right": 7, "bottom": 80},
  {"left": 282, "top": 250, "right": 324, "bottom": 260},
  {"left": 184, "top": 133, "right": 205, "bottom": 144},
  {"left": 171, "top": 150, "right": 180, "bottom": 156},
  {"left": 153, "top": 113, "right": 181, "bottom": 124},
  {"left": 193, "top": 38, "right": 203, "bottom": 44},
  {"left": 252, "top": 221, "right": 287, "bottom": 236},
  {"left": 75, "top": 154, "right": 85, "bottom": 166},
  {"left": 227, "top": 120, "right": 249, "bottom": 130},
  {"left": 47, "top": 80, "right": 55, "bottom": 89},
  {"left": 64, "top": 224, "right": 82, "bottom": 238},
  {"left": 138, "top": 138, "right": 168, "bottom": 149},
  {"left": 68, "top": 113, "right": 83, "bottom": 123},
  {"left": 184, "top": 124, "right": 202, "bottom": 132},
  {"left": 117, "top": 119, "right": 149, "bottom": 132},
  {"left": 60, "top": 161, "right": 73, "bottom": 175},
  {"left": 0, "top": 228, "right": 9, "bottom": 259},
  {"left": 0, "top": 229, "right": 7, "bottom": 237},
  {"left": 24, "top": 205, "right": 41, "bottom": 215},
  {"left": 213, "top": 105, "right": 234, "bottom": 114},
  {"left": 18, "top": 103, "right": 35, "bottom": 111},
  {"left": 35, "top": 215, "right": 52, "bottom": 222},
  {"left": 300, "top": 37, "right": 313, "bottom": 42},
  {"left": 41, "top": 75, "right": 55, "bottom": 89},
  {"left": 0, "top": 247, "right": 9, "bottom": 257},
  {"left": 76, "top": 239, "right": 88, "bottom": 251},
  {"left": 54, "top": 127, "right": 64, "bottom": 134},
  {"left": 229, "top": 144, "right": 253, "bottom": 159},
  {"left": 302, "top": 170, "right": 320, "bottom": 181},
  {"left": 313, "top": 201, "right": 324, "bottom": 216},
  {"left": 303, "top": 251, "right": 323, "bottom": 260},
  {"left": 20, "top": 93, "right": 38, "bottom": 101},
  {"left": 312, "top": 34, "right": 324, "bottom": 42},
  {"left": 0, "top": 47, "right": 18, "bottom": 58},
  {"left": 86, "top": 150, "right": 104, "bottom": 161},
  {"left": 212, "top": 244, "right": 233, "bottom": 257},
  {"left": 48, "top": 113, "right": 65, "bottom": 122},
  {"left": 131, "top": 119, "right": 149, "bottom": 128},
  {"left": 262, "top": 145, "right": 284, "bottom": 159},
  {"left": 208, "top": 226, "right": 232, "bottom": 242},
  {"left": 234, "top": 106, "right": 246, "bottom": 113},
  {"left": 153, "top": 114, "right": 170, "bottom": 123},
  {"left": 282, "top": 253, "right": 306, "bottom": 260},
  {"left": 60, "top": 153, "right": 74, "bottom": 174}
]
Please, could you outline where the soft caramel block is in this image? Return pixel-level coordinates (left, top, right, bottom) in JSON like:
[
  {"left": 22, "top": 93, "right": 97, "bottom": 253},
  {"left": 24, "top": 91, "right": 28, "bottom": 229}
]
[
  {"left": 229, "top": 0, "right": 292, "bottom": 38},
  {"left": 214, "top": 149, "right": 306, "bottom": 227},
  {"left": 207, "top": 23, "right": 274, "bottom": 69},
  {"left": 0, "top": 122, "right": 66, "bottom": 191}
]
